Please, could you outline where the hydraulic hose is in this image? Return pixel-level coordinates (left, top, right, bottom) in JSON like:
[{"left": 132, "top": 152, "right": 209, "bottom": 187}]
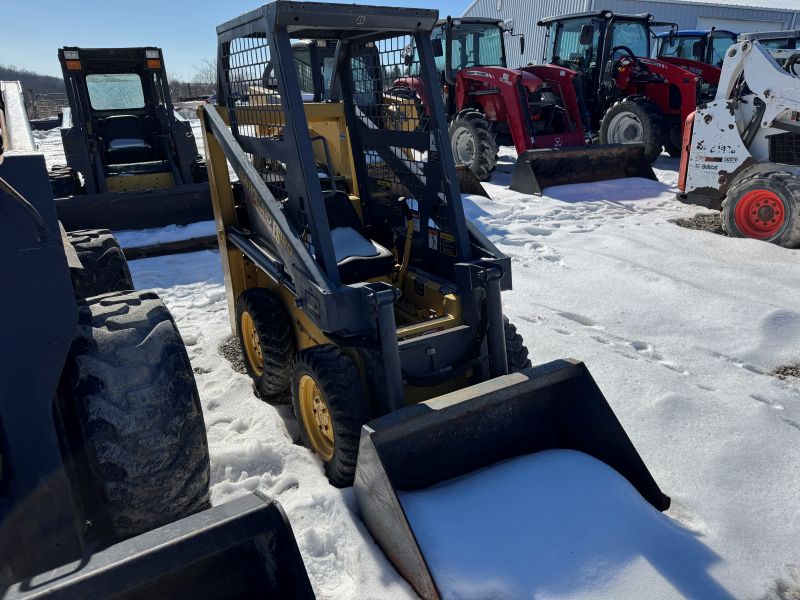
[{"left": 0, "top": 174, "right": 48, "bottom": 241}]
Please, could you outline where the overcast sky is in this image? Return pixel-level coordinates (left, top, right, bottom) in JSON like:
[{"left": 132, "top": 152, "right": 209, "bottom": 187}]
[{"left": 4, "top": 0, "right": 470, "bottom": 80}]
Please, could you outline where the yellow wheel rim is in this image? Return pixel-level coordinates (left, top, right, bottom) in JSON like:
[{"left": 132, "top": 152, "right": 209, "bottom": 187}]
[
  {"left": 240, "top": 311, "right": 264, "bottom": 377},
  {"left": 298, "top": 374, "right": 334, "bottom": 462}
]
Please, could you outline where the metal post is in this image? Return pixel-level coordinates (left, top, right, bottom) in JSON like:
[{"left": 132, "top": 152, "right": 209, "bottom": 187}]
[
  {"left": 485, "top": 267, "right": 508, "bottom": 377},
  {"left": 366, "top": 283, "right": 404, "bottom": 413}
]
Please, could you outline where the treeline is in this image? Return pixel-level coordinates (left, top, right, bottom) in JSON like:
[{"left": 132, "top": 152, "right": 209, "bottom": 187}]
[{"left": 0, "top": 64, "right": 65, "bottom": 96}]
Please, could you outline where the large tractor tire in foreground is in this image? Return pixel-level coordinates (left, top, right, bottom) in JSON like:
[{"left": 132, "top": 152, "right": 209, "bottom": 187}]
[
  {"left": 721, "top": 170, "right": 800, "bottom": 248},
  {"left": 291, "top": 345, "right": 370, "bottom": 488},
  {"left": 67, "top": 229, "right": 133, "bottom": 299},
  {"left": 68, "top": 290, "right": 210, "bottom": 540},
  {"left": 599, "top": 97, "right": 667, "bottom": 163},
  {"left": 449, "top": 109, "right": 498, "bottom": 181},
  {"left": 236, "top": 288, "right": 294, "bottom": 403}
]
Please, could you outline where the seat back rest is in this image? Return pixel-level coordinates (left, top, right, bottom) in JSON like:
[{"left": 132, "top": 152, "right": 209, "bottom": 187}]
[
  {"left": 99, "top": 114, "right": 146, "bottom": 142},
  {"left": 324, "top": 190, "right": 364, "bottom": 232}
]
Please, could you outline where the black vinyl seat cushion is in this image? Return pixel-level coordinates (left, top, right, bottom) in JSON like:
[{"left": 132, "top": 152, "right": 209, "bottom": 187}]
[
  {"left": 99, "top": 115, "right": 151, "bottom": 162},
  {"left": 324, "top": 191, "right": 394, "bottom": 284}
]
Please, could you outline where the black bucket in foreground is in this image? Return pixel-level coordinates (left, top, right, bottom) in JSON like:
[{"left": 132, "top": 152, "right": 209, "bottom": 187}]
[
  {"left": 5, "top": 492, "right": 315, "bottom": 600},
  {"left": 510, "top": 144, "right": 657, "bottom": 195},
  {"left": 354, "top": 358, "right": 669, "bottom": 600}
]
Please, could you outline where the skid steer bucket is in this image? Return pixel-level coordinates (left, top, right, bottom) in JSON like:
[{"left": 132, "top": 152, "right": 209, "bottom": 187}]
[
  {"left": 455, "top": 164, "right": 490, "bottom": 198},
  {"left": 5, "top": 493, "right": 315, "bottom": 599},
  {"left": 509, "top": 144, "right": 657, "bottom": 195},
  {"left": 354, "top": 359, "right": 669, "bottom": 600}
]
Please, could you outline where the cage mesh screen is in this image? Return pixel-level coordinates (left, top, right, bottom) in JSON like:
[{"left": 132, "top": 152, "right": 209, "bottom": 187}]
[
  {"left": 768, "top": 132, "right": 800, "bottom": 167},
  {"left": 223, "top": 34, "right": 291, "bottom": 200},
  {"left": 350, "top": 35, "right": 430, "bottom": 206}
]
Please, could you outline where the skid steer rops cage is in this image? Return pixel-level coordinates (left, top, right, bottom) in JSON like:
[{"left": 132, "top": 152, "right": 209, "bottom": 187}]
[{"left": 202, "top": 3, "right": 668, "bottom": 596}]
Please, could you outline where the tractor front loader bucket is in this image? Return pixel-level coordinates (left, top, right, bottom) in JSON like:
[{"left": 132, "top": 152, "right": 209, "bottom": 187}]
[
  {"left": 354, "top": 359, "right": 669, "bottom": 600},
  {"left": 455, "top": 164, "right": 490, "bottom": 198},
  {"left": 5, "top": 492, "right": 315, "bottom": 600},
  {"left": 510, "top": 144, "right": 657, "bottom": 195}
]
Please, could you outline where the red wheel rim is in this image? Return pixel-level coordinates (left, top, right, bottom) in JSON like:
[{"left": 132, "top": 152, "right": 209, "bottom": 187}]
[{"left": 733, "top": 190, "right": 785, "bottom": 239}]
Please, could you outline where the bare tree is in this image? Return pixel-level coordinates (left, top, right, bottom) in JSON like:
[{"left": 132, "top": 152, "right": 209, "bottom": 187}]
[{"left": 193, "top": 58, "right": 218, "bottom": 85}]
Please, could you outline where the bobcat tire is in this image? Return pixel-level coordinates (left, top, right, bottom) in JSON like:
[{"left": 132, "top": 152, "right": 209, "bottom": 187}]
[
  {"left": 49, "top": 164, "right": 82, "bottom": 198},
  {"left": 68, "top": 290, "right": 210, "bottom": 540},
  {"left": 504, "top": 317, "right": 532, "bottom": 372},
  {"left": 236, "top": 289, "right": 294, "bottom": 402},
  {"left": 722, "top": 170, "right": 800, "bottom": 248},
  {"left": 66, "top": 229, "right": 134, "bottom": 299},
  {"left": 600, "top": 97, "right": 667, "bottom": 163},
  {"left": 449, "top": 109, "right": 498, "bottom": 181},
  {"left": 291, "top": 345, "right": 370, "bottom": 488}
]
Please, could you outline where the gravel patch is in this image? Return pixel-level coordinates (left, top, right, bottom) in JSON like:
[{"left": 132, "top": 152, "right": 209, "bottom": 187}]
[
  {"left": 674, "top": 213, "right": 727, "bottom": 236},
  {"left": 773, "top": 365, "right": 800, "bottom": 380},
  {"left": 219, "top": 336, "right": 248, "bottom": 375}
]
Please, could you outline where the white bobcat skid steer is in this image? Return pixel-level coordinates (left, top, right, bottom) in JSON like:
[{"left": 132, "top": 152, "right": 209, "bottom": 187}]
[{"left": 677, "top": 38, "right": 800, "bottom": 247}]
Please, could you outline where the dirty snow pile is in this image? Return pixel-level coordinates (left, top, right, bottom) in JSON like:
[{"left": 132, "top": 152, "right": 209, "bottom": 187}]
[{"left": 38, "top": 124, "right": 800, "bottom": 599}]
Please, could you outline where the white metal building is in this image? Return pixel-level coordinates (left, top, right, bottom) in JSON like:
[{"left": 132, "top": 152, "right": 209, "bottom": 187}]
[{"left": 461, "top": 0, "right": 800, "bottom": 66}]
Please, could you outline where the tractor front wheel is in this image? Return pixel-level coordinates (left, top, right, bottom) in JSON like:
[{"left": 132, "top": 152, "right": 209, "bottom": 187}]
[
  {"left": 722, "top": 171, "right": 800, "bottom": 247},
  {"left": 291, "top": 345, "right": 370, "bottom": 487},
  {"left": 599, "top": 97, "right": 666, "bottom": 163},
  {"left": 449, "top": 109, "right": 498, "bottom": 181}
]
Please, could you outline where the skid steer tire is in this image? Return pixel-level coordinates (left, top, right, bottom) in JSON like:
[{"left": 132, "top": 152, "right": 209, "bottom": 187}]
[
  {"left": 67, "top": 290, "right": 210, "bottom": 541},
  {"left": 721, "top": 170, "right": 800, "bottom": 248},
  {"left": 291, "top": 345, "right": 370, "bottom": 488},
  {"left": 49, "top": 165, "right": 82, "bottom": 198},
  {"left": 67, "top": 229, "right": 134, "bottom": 299},
  {"left": 504, "top": 317, "right": 532, "bottom": 372},
  {"left": 236, "top": 289, "right": 294, "bottom": 403},
  {"left": 449, "top": 109, "right": 498, "bottom": 181},
  {"left": 599, "top": 97, "right": 667, "bottom": 163}
]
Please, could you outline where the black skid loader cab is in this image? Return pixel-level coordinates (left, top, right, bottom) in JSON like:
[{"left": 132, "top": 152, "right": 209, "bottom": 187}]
[
  {"left": 54, "top": 47, "right": 213, "bottom": 231},
  {"left": 59, "top": 47, "right": 203, "bottom": 195}
]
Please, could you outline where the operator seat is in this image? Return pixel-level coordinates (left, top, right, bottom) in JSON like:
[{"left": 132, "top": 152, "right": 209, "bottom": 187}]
[
  {"left": 99, "top": 115, "right": 152, "bottom": 163},
  {"left": 324, "top": 191, "right": 394, "bottom": 284}
]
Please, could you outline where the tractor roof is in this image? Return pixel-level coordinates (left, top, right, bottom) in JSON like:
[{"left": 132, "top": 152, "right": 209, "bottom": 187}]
[
  {"left": 738, "top": 29, "right": 800, "bottom": 42},
  {"left": 654, "top": 29, "right": 736, "bottom": 37},
  {"left": 217, "top": 1, "right": 438, "bottom": 41},
  {"left": 435, "top": 16, "right": 505, "bottom": 27},
  {"left": 537, "top": 11, "right": 652, "bottom": 26},
  {"left": 58, "top": 47, "right": 162, "bottom": 60}
]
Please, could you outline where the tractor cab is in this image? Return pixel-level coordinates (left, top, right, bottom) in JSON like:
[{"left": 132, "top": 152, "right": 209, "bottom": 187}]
[
  {"left": 538, "top": 11, "right": 659, "bottom": 126},
  {"left": 655, "top": 29, "right": 737, "bottom": 67},
  {"left": 58, "top": 47, "right": 204, "bottom": 195},
  {"left": 538, "top": 11, "right": 699, "bottom": 160},
  {"left": 431, "top": 18, "right": 512, "bottom": 82}
]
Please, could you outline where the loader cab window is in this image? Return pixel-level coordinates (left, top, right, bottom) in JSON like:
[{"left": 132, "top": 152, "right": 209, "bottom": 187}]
[
  {"left": 550, "top": 17, "right": 600, "bottom": 73},
  {"left": 659, "top": 35, "right": 703, "bottom": 61},
  {"left": 448, "top": 22, "right": 505, "bottom": 77},
  {"left": 709, "top": 32, "right": 736, "bottom": 67},
  {"left": 608, "top": 20, "right": 650, "bottom": 58},
  {"left": 86, "top": 73, "right": 145, "bottom": 111}
]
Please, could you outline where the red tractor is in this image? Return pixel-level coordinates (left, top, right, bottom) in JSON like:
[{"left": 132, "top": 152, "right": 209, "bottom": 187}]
[
  {"left": 394, "top": 17, "right": 589, "bottom": 181},
  {"left": 538, "top": 10, "right": 700, "bottom": 162}
]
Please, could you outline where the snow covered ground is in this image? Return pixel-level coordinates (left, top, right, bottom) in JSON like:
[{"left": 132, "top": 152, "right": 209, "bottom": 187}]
[{"left": 37, "top": 126, "right": 800, "bottom": 599}]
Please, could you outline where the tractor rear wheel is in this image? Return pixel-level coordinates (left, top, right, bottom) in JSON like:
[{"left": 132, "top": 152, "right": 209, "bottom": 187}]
[
  {"left": 599, "top": 97, "right": 667, "bottom": 163},
  {"left": 236, "top": 288, "right": 294, "bottom": 403},
  {"left": 504, "top": 317, "right": 532, "bottom": 372},
  {"left": 67, "top": 290, "right": 210, "bottom": 541},
  {"left": 722, "top": 170, "right": 800, "bottom": 247},
  {"left": 291, "top": 345, "right": 370, "bottom": 488},
  {"left": 449, "top": 109, "right": 498, "bottom": 181},
  {"left": 67, "top": 229, "right": 133, "bottom": 299},
  {"left": 663, "top": 126, "right": 683, "bottom": 158}
]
